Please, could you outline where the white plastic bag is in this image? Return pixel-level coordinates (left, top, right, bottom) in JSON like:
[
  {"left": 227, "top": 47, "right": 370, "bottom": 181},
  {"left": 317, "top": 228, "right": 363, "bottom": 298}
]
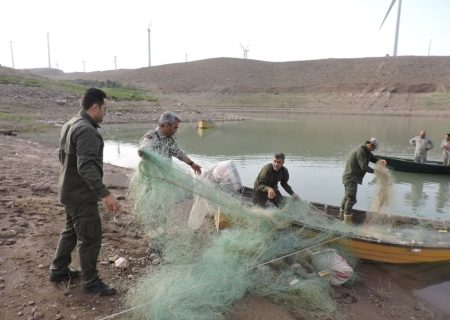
[
  {"left": 188, "top": 161, "right": 242, "bottom": 230},
  {"left": 311, "top": 248, "right": 353, "bottom": 286}
]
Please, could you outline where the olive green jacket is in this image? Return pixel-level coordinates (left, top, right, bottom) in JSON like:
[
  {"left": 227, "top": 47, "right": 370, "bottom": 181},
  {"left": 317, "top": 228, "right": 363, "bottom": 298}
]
[
  {"left": 254, "top": 163, "right": 294, "bottom": 195},
  {"left": 342, "top": 144, "right": 378, "bottom": 185},
  {"left": 58, "top": 111, "right": 110, "bottom": 205}
]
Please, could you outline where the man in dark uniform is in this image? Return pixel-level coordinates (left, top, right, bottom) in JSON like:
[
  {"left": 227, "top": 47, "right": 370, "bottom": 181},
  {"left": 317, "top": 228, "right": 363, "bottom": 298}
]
[
  {"left": 253, "top": 153, "right": 298, "bottom": 208},
  {"left": 340, "top": 138, "right": 386, "bottom": 223},
  {"left": 49, "top": 88, "right": 120, "bottom": 295}
]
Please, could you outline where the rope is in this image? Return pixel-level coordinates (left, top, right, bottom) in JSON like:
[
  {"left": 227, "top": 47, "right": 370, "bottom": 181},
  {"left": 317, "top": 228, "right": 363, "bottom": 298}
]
[{"left": 98, "top": 234, "right": 346, "bottom": 320}]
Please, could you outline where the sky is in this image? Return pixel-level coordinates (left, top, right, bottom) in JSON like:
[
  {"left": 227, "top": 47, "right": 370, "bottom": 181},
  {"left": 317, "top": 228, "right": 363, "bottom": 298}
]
[{"left": 1, "top": 0, "right": 450, "bottom": 73}]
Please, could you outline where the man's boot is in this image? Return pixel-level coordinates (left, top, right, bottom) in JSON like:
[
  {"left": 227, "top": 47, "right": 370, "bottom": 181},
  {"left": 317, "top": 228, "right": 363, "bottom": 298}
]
[{"left": 343, "top": 213, "right": 353, "bottom": 224}]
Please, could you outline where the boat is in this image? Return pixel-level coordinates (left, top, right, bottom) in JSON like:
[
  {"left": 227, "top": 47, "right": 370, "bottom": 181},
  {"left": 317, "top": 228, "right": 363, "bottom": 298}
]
[
  {"left": 197, "top": 119, "right": 214, "bottom": 129},
  {"left": 239, "top": 187, "right": 450, "bottom": 264},
  {"left": 306, "top": 202, "right": 450, "bottom": 264},
  {"left": 376, "top": 155, "right": 450, "bottom": 174}
]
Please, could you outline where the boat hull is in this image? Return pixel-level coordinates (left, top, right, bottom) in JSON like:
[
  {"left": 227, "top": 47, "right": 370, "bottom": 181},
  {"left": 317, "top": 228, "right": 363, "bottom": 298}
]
[
  {"left": 239, "top": 188, "right": 450, "bottom": 264},
  {"left": 376, "top": 155, "right": 450, "bottom": 174},
  {"left": 337, "top": 237, "right": 450, "bottom": 264}
]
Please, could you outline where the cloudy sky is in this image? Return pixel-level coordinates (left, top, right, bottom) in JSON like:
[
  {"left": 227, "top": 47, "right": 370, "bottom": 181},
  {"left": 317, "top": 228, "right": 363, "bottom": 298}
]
[{"left": 1, "top": 0, "right": 449, "bottom": 72}]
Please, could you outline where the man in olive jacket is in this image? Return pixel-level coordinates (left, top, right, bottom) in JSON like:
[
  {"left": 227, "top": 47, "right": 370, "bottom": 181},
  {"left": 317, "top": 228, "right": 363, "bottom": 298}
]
[
  {"left": 340, "top": 138, "right": 386, "bottom": 223},
  {"left": 50, "top": 88, "right": 120, "bottom": 296},
  {"left": 253, "top": 153, "right": 298, "bottom": 208}
]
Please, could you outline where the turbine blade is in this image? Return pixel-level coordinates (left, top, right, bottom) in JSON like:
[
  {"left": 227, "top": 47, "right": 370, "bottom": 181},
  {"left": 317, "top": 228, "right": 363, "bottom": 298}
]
[{"left": 379, "top": 0, "right": 397, "bottom": 29}]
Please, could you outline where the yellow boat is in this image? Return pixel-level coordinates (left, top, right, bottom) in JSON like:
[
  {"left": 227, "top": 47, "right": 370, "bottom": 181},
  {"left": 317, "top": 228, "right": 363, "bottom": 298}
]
[
  {"left": 198, "top": 119, "right": 214, "bottom": 129},
  {"left": 240, "top": 187, "right": 450, "bottom": 264},
  {"left": 308, "top": 202, "right": 450, "bottom": 264}
]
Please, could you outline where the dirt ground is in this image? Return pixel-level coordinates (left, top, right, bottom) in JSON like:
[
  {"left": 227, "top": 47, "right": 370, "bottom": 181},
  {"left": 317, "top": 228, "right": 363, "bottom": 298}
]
[{"left": 1, "top": 134, "right": 449, "bottom": 320}]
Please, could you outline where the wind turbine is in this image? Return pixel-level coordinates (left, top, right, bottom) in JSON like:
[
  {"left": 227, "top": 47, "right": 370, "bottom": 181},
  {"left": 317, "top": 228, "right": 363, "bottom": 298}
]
[
  {"left": 239, "top": 43, "right": 249, "bottom": 59},
  {"left": 379, "top": 0, "right": 402, "bottom": 56}
]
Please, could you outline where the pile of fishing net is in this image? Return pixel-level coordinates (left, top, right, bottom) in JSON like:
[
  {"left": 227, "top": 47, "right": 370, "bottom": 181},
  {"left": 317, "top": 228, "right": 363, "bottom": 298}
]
[
  {"left": 126, "top": 150, "right": 358, "bottom": 320},
  {"left": 125, "top": 150, "right": 449, "bottom": 319}
]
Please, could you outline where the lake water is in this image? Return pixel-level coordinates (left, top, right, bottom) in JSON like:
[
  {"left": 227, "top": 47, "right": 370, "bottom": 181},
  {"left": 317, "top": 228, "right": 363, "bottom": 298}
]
[{"left": 101, "top": 114, "right": 450, "bottom": 219}]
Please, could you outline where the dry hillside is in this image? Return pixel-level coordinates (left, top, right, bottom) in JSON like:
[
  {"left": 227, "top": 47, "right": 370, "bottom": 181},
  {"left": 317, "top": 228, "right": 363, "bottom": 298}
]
[
  {"left": 28, "top": 56, "right": 450, "bottom": 116},
  {"left": 43, "top": 56, "right": 450, "bottom": 94}
]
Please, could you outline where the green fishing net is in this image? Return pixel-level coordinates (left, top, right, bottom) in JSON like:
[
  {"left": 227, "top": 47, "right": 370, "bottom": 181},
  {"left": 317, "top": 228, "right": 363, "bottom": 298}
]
[{"left": 125, "top": 149, "right": 450, "bottom": 320}]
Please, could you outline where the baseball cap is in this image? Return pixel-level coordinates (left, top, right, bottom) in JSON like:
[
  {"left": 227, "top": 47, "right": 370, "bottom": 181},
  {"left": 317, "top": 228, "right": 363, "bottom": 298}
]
[{"left": 368, "top": 137, "right": 379, "bottom": 148}]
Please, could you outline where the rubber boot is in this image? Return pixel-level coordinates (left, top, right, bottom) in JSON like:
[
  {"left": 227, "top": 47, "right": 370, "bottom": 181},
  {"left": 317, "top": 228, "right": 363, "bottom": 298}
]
[
  {"left": 343, "top": 214, "right": 353, "bottom": 224},
  {"left": 339, "top": 209, "right": 345, "bottom": 220}
]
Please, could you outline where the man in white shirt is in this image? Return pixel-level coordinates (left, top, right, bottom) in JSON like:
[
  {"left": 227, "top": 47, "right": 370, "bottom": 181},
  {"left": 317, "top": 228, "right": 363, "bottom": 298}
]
[{"left": 409, "top": 130, "right": 434, "bottom": 163}]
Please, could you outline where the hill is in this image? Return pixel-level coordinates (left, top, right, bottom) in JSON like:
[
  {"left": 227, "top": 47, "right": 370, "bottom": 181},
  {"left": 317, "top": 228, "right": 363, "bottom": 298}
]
[
  {"left": 47, "top": 56, "right": 450, "bottom": 94},
  {"left": 42, "top": 56, "right": 450, "bottom": 116}
]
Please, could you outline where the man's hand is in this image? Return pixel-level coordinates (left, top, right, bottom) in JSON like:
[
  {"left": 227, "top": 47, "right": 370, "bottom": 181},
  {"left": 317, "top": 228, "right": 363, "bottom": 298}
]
[
  {"left": 267, "top": 188, "right": 276, "bottom": 200},
  {"left": 191, "top": 163, "right": 202, "bottom": 175},
  {"left": 378, "top": 159, "right": 387, "bottom": 166},
  {"left": 292, "top": 193, "right": 299, "bottom": 200},
  {"left": 103, "top": 194, "right": 120, "bottom": 213}
]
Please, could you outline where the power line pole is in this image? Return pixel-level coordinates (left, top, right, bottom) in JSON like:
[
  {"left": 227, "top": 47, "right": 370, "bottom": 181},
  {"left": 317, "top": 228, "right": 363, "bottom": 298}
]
[
  {"left": 83, "top": 61, "right": 85, "bottom": 72},
  {"left": 147, "top": 23, "right": 152, "bottom": 67},
  {"left": 10, "top": 41, "right": 15, "bottom": 69},
  {"left": 114, "top": 56, "right": 117, "bottom": 70},
  {"left": 428, "top": 39, "right": 432, "bottom": 56},
  {"left": 47, "top": 32, "right": 51, "bottom": 68}
]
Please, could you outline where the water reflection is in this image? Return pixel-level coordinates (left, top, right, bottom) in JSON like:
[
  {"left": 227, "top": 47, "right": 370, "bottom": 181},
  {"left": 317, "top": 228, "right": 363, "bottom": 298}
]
[
  {"left": 415, "top": 281, "right": 450, "bottom": 315},
  {"left": 393, "top": 171, "right": 449, "bottom": 216}
]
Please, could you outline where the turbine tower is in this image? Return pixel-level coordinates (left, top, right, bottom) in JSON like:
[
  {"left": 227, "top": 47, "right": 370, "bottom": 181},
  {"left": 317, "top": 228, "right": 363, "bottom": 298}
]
[
  {"left": 379, "top": 0, "right": 402, "bottom": 56},
  {"left": 147, "top": 23, "right": 152, "bottom": 67},
  {"left": 239, "top": 43, "right": 249, "bottom": 59},
  {"left": 10, "top": 41, "right": 15, "bottom": 69},
  {"left": 47, "top": 32, "right": 51, "bottom": 68}
]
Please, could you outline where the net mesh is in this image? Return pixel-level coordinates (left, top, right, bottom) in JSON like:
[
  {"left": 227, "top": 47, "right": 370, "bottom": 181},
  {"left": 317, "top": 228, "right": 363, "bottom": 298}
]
[{"left": 126, "top": 149, "right": 450, "bottom": 320}]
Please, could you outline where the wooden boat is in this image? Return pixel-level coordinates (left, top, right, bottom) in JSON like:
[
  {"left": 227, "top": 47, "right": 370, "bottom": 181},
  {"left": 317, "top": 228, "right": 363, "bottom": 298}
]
[
  {"left": 307, "top": 202, "right": 450, "bottom": 264},
  {"left": 197, "top": 119, "right": 214, "bottom": 129},
  {"left": 376, "top": 155, "right": 450, "bottom": 174},
  {"left": 240, "top": 187, "right": 450, "bottom": 264}
]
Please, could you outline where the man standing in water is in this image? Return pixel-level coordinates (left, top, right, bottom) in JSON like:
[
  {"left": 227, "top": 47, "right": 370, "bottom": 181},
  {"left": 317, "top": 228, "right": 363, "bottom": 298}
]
[
  {"left": 253, "top": 153, "right": 299, "bottom": 208},
  {"left": 50, "top": 88, "right": 120, "bottom": 295},
  {"left": 340, "top": 138, "right": 386, "bottom": 223},
  {"left": 139, "top": 111, "right": 202, "bottom": 175},
  {"left": 409, "top": 130, "right": 434, "bottom": 163}
]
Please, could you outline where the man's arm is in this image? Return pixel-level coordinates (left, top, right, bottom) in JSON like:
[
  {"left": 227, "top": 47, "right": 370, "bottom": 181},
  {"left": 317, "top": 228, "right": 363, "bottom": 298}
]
[
  {"left": 427, "top": 139, "right": 434, "bottom": 150},
  {"left": 75, "top": 129, "right": 120, "bottom": 212},
  {"left": 357, "top": 149, "right": 374, "bottom": 174},
  {"left": 173, "top": 137, "right": 201, "bottom": 174},
  {"left": 255, "top": 165, "right": 271, "bottom": 193},
  {"left": 280, "top": 169, "right": 294, "bottom": 195},
  {"left": 185, "top": 157, "right": 202, "bottom": 175},
  {"left": 409, "top": 137, "right": 416, "bottom": 146}
]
